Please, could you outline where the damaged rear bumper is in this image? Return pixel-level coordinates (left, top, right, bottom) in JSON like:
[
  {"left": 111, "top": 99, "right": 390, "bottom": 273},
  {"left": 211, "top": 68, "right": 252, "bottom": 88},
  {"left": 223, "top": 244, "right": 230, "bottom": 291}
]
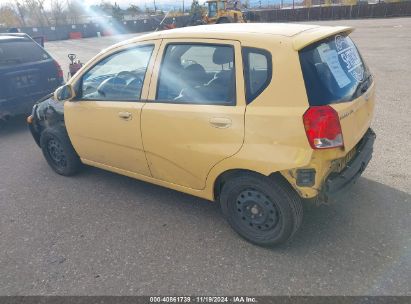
[{"left": 321, "top": 128, "right": 376, "bottom": 201}]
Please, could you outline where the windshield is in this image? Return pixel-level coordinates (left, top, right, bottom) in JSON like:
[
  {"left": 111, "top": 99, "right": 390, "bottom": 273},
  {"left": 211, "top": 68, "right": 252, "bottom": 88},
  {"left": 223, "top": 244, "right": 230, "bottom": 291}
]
[
  {"left": 208, "top": 2, "right": 217, "bottom": 17},
  {"left": 0, "top": 39, "right": 50, "bottom": 66},
  {"left": 299, "top": 34, "right": 372, "bottom": 106}
]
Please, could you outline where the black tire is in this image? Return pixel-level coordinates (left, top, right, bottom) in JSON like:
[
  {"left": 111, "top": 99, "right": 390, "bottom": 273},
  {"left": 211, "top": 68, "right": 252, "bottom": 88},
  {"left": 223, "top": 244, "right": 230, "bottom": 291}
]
[
  {"left": 220, "top": 173, "right": 303, "bottom": 247},
  {"left": 40, "top": 126, "right": 82, "bottom": 176}
]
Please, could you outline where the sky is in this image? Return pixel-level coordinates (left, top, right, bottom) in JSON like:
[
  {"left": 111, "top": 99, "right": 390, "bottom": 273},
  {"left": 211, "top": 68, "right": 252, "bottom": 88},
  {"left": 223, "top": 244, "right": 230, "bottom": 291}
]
[{"left": 0, "top": 0, "right": 287, "bottom": 10}]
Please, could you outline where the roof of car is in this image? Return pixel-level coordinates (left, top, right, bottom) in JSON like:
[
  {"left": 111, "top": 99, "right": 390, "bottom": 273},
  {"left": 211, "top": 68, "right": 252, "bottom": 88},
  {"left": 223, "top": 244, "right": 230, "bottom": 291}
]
[
  {"left": 126, "top": 23, "right": 353, "bottom": 51},
  {"left": 0, "top": 33, "right": 30, "bottom": 41},
  {"left": 156, "top": 23, "right": 322, "bottom": 37}
]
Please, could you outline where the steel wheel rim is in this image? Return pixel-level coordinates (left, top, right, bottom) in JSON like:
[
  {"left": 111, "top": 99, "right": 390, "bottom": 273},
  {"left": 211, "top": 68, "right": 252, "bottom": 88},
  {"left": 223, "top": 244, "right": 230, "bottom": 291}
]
[
  {"left": 47, "top": 138, "right": 67, "bottom": 168},
  {"left": 235, "top": 189, "right": 280, "bottom": 232}
]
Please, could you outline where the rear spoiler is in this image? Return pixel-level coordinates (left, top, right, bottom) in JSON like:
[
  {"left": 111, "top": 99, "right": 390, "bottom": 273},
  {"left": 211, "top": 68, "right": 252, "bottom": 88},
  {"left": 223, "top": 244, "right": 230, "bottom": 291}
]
[{"left": 292, "top": 26, "right": 354, "bottom": 51}]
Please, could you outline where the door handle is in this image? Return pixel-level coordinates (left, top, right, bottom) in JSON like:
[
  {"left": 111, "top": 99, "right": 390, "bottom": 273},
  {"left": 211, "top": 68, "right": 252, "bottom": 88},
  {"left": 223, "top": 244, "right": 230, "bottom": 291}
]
[
  {"left": 118, "top": 111, "right": 132, "bottom": 120},
  {"left": 209, "top": 117, "right": 232, "bottom": 129}
]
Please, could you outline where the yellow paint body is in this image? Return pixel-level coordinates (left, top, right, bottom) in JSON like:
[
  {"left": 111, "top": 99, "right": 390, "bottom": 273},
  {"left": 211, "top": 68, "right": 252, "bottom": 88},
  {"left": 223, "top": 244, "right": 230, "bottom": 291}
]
[{"left": 63, "top": 24, "right": 375, "bottom": 201}]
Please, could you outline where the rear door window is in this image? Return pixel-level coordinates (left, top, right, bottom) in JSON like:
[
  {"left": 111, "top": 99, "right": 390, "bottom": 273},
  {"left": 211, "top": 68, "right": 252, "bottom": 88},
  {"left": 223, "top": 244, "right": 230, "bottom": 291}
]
[
  {"left": 156, "top": 43, "right": 235, "bottom": 105},
  {"left": 0, "top": 39, "right": 50, "bottom": 66},
  {"left": 299, "top": 34, "right": 372, "bottom": 106},
  {"left": 242, "top": 47, "right": 272, "bottom": 104}
]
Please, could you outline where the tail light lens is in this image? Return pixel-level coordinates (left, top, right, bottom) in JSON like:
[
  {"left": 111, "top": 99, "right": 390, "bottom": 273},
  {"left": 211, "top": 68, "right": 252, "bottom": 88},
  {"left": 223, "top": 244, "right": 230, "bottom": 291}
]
[
  {"left": 303, "top": 105, "right": 344, "bottom": 149},
  {"left": 54, "top": 60, "right": 64, "bottom": 78}
]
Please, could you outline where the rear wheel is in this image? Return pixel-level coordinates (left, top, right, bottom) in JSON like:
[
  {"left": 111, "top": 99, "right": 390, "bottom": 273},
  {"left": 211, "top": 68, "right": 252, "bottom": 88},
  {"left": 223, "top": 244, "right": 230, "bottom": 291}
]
[
  {"left": 40, "top": 126, "right": 82, "bottom": 176},
  {"left": 220, "top": 173, "right": 303, "bottom": 246}
]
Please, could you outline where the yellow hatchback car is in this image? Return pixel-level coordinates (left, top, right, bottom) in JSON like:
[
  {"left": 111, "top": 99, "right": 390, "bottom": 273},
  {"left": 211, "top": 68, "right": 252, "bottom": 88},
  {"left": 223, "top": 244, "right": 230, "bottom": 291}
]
[{"left": 28, "top": 24, "right": 375, "bottom": 246}]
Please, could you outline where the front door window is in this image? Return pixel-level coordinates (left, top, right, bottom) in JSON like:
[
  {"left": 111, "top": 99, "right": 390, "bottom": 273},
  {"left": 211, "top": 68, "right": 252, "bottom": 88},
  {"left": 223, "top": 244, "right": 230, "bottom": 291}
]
[{"left": 79, "top": 45, "right": 154, "bottom": 101}]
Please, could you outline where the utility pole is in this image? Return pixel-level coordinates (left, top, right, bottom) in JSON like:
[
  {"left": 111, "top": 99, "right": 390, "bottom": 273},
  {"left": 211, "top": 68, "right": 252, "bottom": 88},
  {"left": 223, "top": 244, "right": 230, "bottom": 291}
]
[
  {"left": 153, "top": 0, "right": 157, "bottom": 13},
  {"left": 183, "top": 0, "right": 185, "bottom": 13}
]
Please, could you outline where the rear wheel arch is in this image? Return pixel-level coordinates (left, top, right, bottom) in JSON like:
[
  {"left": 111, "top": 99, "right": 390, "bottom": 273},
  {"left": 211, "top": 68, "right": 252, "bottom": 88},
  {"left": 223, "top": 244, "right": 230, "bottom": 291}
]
[
  {"left": 217, "top": 170, "right": 303, "bottom": 246},
  {"left": 214, "top": 169, "right": 256, "bottom": 201},
  {"left": 213, "top": 169, "right": 295, "bottom": 202}
]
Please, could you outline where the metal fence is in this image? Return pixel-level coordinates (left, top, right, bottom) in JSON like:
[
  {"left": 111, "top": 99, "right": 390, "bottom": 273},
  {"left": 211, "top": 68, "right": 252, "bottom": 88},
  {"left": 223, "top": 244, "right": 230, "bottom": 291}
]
[
  {"left": 1, "top": 15, "right": 191, "bottom": 42},
  {"left": 247, "top": 2, "right": 411, "bottom": 22},
  {"left": 1, "top": 2, "right": 410, "bottom": 42}
]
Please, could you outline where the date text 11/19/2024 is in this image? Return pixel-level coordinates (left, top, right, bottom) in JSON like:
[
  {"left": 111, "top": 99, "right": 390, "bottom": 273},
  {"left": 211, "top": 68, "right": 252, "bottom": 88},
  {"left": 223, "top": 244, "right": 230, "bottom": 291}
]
[{"left": 149, "top": 296, "right": 257, "bottom": 303}]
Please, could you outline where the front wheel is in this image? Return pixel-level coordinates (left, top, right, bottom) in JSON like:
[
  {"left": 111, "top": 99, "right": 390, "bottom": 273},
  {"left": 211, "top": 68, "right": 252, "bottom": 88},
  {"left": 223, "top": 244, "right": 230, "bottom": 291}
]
[
  {"left": 220, "top": 173, "right": 303, "bottom": 246},
  {"left": 40, "top": 126, "right": 82, "bottom": 176}
]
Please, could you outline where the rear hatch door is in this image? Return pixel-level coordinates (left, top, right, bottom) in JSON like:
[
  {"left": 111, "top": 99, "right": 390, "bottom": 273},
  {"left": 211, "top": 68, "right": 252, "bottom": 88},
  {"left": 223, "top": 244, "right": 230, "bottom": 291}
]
[
  {"left": 331, "top": 81, "right": 375, "bottom": 151},
  {"left": 299, "top": 33, "right": 374, "bottom": 151},
  {"left": 0, "top": 37, "right": 61, "bottom": 102}
]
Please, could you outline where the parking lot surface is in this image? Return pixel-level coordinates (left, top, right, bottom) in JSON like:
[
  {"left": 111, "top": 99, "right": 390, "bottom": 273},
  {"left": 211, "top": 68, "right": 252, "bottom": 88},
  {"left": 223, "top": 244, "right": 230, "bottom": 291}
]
[{"left": 0, "top": 18, "right": 410, "bottom": 295}]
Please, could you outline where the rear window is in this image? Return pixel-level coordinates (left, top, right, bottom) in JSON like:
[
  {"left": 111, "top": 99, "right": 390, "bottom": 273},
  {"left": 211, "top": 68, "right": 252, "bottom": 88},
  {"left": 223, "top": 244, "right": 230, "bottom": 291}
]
[
  {"left": 242, "top": 47, "right": 272, "bottom": 104},
  {"left": 299, "top": 34, "right": 372, "bottom": 106},
  {"left": 0, "top": 39, "right": 50, "bottom": 66}
]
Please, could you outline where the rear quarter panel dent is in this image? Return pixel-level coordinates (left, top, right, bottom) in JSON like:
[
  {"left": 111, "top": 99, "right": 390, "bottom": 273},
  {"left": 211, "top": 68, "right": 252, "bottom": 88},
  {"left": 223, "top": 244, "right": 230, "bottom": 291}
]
[{"left": 205, "top": 39, "right": 314, "bottom": 200}]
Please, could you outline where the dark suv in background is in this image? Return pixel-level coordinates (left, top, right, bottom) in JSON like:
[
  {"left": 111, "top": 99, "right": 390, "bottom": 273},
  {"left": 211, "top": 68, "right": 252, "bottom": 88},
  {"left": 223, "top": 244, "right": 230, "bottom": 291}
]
[{"left": 0, "top": 33, "right": 63, "bottom": 120}]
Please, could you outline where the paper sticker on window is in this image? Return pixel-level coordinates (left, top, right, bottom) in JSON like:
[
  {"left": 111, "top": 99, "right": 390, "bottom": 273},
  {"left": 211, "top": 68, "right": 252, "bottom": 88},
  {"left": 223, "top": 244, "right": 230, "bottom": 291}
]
[
  {"left": 317, "top": 44, "right": 351, "bottom": 88},
  {"left": 335, "top": 35, "right": 364, "bottom": 82}
]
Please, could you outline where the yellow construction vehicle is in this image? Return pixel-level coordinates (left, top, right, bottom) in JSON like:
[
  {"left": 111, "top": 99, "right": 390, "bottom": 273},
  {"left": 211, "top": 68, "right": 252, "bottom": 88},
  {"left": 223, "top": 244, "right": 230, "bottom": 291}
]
[{"left": 203, "top": 0, "right": 246, "bottom": 24}]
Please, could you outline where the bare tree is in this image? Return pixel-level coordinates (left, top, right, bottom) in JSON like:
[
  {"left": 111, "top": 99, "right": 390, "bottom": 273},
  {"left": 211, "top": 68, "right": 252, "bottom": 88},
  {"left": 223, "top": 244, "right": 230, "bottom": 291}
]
[
  {"left": 13, "top": 1, "right": 27, "bottom": 26},
  {"left": 66, "top": 0, "right": 82, "bottom": 24},
  {"left": 0, "top": 3, "right": 21, "bottom": 27},
  {"left": 127, "top": 4, "right": 142, "bottom": 18},
  {"left": 22, "top": 0, "right": 51, "bottom": 26},
  {"left": 51, "top": 0, "right": 67, "bottom": 26},
  {"left": 303, "top": 0, "right": 313, "bottom": 7},
  {"left": 39, "top": 0, "right": 51, "bottom": 25}
]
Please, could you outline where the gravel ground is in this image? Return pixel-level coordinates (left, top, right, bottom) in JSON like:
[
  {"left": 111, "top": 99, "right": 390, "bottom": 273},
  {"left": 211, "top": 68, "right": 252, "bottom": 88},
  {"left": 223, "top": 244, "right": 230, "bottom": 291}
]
[{"left": 0, "top": 18, "right": 410, "bottom": 295}]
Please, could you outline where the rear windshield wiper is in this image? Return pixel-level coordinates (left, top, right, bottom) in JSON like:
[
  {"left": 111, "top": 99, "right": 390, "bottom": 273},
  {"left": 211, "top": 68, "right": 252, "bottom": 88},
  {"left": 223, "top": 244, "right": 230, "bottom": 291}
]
[{"left": 352, "top": 74, "right": 372, "bottom": 99}]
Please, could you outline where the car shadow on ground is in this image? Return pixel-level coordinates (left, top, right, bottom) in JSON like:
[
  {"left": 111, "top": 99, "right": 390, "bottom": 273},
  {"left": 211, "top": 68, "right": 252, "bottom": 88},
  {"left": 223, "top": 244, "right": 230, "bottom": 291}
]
[
  {"left": 4, "top": 114, "right": 410, "bottom": 255},
  {"left": 0, "top": 115, "right": 29, "bottom": 138},
  {"left": 80, "top": 165, "right": 410, "bottom": 252},
  {"left": 264, "top": 176, "right": 409, "bottom": 256}
]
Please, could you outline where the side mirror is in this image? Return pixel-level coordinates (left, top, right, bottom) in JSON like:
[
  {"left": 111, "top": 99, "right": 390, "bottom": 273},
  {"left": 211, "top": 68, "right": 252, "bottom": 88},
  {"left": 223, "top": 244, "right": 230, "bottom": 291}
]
[{"left": 54, "top": 84, "right": 75, "bottom": 101}]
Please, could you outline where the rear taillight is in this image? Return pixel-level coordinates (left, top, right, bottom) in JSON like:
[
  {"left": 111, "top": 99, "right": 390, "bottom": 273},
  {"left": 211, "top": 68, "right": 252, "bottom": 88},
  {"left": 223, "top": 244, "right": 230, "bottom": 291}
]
[
  {"left": 303, "top": 105, "right": 344, "bottom": 149},
  {"left": 54, "top": 60, "right": 64, "bottom": 78}
]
